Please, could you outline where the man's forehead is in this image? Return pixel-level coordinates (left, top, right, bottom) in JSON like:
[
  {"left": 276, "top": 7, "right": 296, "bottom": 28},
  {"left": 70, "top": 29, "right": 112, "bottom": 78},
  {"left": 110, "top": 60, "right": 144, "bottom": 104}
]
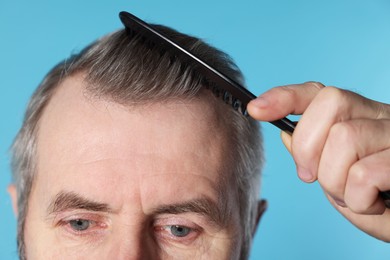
[
  {"left": 33, "top": 73, "right": 237, "bottom": 215},
  {"left": 37, "top": 73, "right": 234, "bottom": 169},
  {"left": 41, "top": 73, "right": 231, "bottom": 130}
]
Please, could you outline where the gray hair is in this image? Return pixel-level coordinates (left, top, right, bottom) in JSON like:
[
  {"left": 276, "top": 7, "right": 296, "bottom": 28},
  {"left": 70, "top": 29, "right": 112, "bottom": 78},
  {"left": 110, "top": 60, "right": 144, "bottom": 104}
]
[{"left": 11, "top": 25, "right": 263, "bottom": 259}]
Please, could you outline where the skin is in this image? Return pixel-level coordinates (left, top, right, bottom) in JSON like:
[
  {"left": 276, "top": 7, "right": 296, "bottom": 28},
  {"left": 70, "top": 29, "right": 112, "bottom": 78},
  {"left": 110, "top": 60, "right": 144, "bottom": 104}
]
[
  {"left": 9, "top": 74, "right": 265, "bottom": 259},
  {"left": 248, "top": 82, "right": 390, "bottom": 242}
]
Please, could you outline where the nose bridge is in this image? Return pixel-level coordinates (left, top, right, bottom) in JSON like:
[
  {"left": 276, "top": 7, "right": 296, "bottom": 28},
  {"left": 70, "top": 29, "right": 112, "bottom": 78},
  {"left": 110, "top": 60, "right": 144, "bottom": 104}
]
[{"left": 116, "top": 221, "right": 159, "bottom": 260}]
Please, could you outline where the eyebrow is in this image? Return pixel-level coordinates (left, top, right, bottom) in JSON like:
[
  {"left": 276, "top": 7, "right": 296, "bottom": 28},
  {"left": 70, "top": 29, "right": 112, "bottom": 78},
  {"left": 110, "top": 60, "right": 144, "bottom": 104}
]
[
  {"left": 47, "top": 191, "right": 227, "bottom": 227},
  {"left": 151, "top": 198, "right": 226, "bottom": 228},
  {"left": 47, "top": 191, "right": 112, "bottom": 215}
]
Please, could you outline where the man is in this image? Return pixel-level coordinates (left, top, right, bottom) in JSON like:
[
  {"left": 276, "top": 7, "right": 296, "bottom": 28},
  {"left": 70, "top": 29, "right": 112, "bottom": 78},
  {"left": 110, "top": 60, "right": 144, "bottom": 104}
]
[
  {"left": 8, "top": 16, "right": 390, "bottom": 260},
  {"left": 8, "top": 24, "right": 265, "bottom": 259}
]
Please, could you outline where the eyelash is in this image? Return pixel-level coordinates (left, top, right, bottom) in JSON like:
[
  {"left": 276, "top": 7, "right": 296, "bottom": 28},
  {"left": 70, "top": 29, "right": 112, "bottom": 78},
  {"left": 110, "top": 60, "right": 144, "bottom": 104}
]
[
  {"left": 154, "top": 220, "right": 202, "bottom": 245},
  {"left": 56, "top": 215, "right": 108, "bottom": 238},
  {"left": 56, "top": 215, "right": 202, "bottom": 245}
]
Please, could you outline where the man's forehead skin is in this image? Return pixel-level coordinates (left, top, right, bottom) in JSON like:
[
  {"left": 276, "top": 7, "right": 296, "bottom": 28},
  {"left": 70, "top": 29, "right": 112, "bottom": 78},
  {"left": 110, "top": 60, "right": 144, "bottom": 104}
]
[
  {"left": 38, "top": 74, "right": 230, "bottom": 165},
  {"left": 32, "top": 73, "right": 238, "bottom": 221}
]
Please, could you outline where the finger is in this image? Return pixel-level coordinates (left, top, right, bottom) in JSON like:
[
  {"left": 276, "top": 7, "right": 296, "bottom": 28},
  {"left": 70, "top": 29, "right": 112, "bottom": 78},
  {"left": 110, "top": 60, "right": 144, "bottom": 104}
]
[
  {"left": 325, "top": 192, "right": 390, "bottom": 242},
  {"left": 292, "top": 87, "right": 390, "bottom": 182},
  {"left": 247, "top": 81, "right": 325, "bottom": 122},
  {"left": 344, "top": 147, "right": 390, "bottom": 214},
  {"left": 317, "top": 119, "right": 390, "bottom": 206},
  {"left": 281, "top": 130, "right": 292, "bottom": 154}
]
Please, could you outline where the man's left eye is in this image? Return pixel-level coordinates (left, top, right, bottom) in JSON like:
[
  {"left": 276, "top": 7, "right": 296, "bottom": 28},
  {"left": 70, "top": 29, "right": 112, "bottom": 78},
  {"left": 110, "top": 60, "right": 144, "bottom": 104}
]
[
  {"left": 169, "top": 225, "right": 191, "bottom": 237},
  {"left": 69, "top": 219, "right": 92, "bottom": 231},
  {"left": 156, "top": 224, "right": 199, "bottom": 242}
]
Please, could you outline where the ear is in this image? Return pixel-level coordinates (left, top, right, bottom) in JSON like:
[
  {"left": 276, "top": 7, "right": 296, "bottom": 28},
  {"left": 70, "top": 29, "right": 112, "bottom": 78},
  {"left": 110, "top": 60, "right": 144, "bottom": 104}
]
[
  {"left": 252, "top": 199, "right": 267, "bottom": 237},
  {"left": 7, "top": 184, "right": 18, "bottom": 217}
]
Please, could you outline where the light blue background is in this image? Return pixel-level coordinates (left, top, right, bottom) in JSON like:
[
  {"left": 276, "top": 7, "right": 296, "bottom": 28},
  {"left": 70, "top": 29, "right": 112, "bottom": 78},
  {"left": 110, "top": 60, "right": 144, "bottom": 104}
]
[{"left": 1, "top": 0, "right": 390, "bottom": 259}]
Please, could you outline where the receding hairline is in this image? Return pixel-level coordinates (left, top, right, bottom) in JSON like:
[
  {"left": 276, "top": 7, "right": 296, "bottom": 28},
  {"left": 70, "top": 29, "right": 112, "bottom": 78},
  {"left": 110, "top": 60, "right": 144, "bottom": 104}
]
[{"left": 40, "top": 71, "right": 236, "bottom": 135}]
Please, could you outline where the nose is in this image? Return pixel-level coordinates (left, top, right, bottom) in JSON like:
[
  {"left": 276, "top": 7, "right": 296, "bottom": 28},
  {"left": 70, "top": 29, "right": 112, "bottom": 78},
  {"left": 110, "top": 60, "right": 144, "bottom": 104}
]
[{"left": 115, "top": 227, "right": 160, "bottom": 260}]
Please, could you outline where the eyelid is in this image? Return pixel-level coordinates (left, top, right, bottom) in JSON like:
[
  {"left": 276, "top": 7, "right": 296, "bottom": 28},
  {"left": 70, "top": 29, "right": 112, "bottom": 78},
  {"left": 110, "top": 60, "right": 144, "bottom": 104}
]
[
  {"left": 153, "top": 216, "right": 201, "bottom": 229},
  {"left": 153, "top": 216, "right": 203, "bottom": 244},
  {"left": 54, "top": 212, "right": 110, "bottom": 238},
  {"left": 154, "top": 213, "right": 222, "bottom": 234},
  {"left": 51, "top": 210, "right": 110, "bottom": 223}
]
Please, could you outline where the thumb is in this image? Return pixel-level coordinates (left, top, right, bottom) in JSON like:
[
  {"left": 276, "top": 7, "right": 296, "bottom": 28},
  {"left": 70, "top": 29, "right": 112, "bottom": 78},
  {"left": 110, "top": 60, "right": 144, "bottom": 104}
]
[
  {"left": 247, "top": 82, "right": 324, "bottom": 122},
  {"left": 281, "top": 130, "right": 292, "bottom": 154}
]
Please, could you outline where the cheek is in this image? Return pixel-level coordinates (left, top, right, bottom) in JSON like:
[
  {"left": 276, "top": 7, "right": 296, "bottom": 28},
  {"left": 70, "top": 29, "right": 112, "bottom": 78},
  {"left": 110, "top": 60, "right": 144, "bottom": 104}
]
[{"left": 159, "top": 235, "right": 240, "bottom": 260}]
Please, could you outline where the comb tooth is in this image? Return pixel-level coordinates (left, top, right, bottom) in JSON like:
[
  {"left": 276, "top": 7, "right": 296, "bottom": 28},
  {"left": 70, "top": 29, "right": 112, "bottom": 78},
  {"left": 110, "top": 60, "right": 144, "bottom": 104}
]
[
  {"left": 205, "top": 82, "right": 249, "bottom": 116},
  {"left": 223, "top": 90, "right": 232, "bottom": 104},
  {"left": 237, "top": 100, "right": 249, "bottom": 116},
  {"left": 242, "top": 107, "right": 249, "bottom": 116},
  {"left": 232, "top": 98, "right": 241, "bottom": 111}
]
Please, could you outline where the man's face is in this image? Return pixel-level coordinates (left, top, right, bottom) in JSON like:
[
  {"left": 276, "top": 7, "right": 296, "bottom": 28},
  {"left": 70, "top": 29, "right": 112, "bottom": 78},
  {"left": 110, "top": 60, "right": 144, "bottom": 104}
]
[{"left": 22, "top": 75, "right": 242, "bottom": 259}]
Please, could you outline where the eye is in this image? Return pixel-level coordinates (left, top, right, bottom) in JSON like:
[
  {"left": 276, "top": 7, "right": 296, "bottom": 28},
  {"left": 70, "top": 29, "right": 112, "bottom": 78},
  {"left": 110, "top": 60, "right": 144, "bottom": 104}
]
[
  {"left": 156, "top": 224, "right": 199, "bottom": 242},
  {"left": 169, "top": 225, "right": 191, "bottom": 237},
  {"left": 54, "top": 214, "right": 109, "bottom": 240},
  {"left": 69, "top": 219, "right": 91, "bottom": 231},
  {"left": 153, "top": 218, "right": 202, "bottom": 245}
]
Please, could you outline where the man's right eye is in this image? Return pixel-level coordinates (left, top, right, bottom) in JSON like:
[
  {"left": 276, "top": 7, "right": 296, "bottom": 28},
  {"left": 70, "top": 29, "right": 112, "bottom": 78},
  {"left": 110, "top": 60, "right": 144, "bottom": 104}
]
[{"left": 56, "top": 214, "right": 109, "bottom": 237}]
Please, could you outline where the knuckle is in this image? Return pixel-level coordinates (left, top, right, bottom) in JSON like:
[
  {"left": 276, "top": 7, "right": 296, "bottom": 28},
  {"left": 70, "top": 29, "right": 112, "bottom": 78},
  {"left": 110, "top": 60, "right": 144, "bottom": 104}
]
[
  {"left": 318, "top": 86, "right": 348, "bottom": 106},
  {"left": 328, "top": 121, "right": 359, "bottom": 148},
  {"left": 315, "top": 86, "right": 353, "bottom": 118},
  {"left": 318, "top": 173, "right": 344, "bottom": 199},
  {"left": 265, "top": 86, "right": 297, "bottom": 105},
  {"left": 349, "top": 162, "right": 371, "bottom": 189},
  {"left": 278, "top": 85, "right": 298, "bottom": 99},
  {"left": 318, "top": 86, "right": 390, "bottom": 120},
  {"left": 304, "top": 81, "right": 326, "bottom": 90}
]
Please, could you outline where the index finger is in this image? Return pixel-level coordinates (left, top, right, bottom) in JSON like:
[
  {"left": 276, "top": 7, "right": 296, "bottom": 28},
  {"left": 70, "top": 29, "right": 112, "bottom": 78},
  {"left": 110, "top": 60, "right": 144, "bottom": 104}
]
[{"left": 247, "top": 81, "right": 325, "bottom": 122}]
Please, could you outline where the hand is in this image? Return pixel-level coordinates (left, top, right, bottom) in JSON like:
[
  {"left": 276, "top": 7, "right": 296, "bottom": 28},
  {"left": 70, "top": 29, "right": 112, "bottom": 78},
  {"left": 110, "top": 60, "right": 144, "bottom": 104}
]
[{"left": 247, "top": 82, "right": 390, "bottom": 242}]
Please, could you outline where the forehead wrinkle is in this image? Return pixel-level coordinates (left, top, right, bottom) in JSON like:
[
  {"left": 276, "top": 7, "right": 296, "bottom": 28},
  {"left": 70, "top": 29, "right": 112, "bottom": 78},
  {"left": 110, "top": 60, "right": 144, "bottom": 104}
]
[{"left": 37, "top": 74, "right": 237, "bottom": 225}]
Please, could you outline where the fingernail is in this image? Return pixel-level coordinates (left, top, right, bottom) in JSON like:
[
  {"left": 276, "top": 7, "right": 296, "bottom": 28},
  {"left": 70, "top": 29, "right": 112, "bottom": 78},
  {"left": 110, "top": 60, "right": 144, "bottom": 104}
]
[
  {"left": 297, "top": 166, "right": 313, "bottom": 182},
  {"left": 252, "top": 96, "right": 270, "bottom": 108}
]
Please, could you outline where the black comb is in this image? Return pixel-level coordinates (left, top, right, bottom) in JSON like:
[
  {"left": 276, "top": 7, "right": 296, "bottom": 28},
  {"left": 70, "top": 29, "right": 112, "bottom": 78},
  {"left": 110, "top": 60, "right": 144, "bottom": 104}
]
[
  {"left": 119, "top": 11, "right": 296, "bottom": 133},
  {"left": 119, "top": 11, "right": 390, "bottom": 208}
]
